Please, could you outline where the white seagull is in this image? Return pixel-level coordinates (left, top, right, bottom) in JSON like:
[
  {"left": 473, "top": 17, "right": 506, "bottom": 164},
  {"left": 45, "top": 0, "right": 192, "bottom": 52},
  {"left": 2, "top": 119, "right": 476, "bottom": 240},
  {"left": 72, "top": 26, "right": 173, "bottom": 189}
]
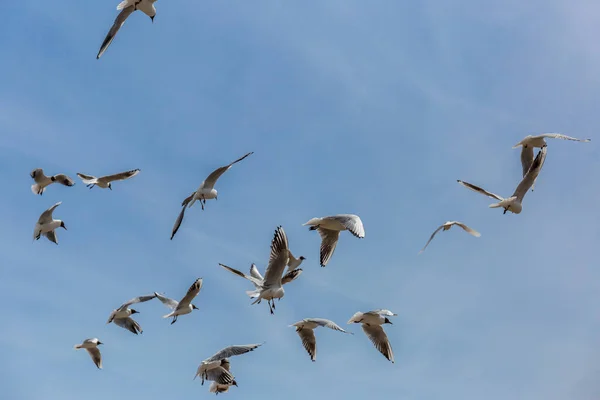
[
  {"left": 33, "top": 202, "right": 67, "bottom": 245},
  {"left": 348, "top": 309, "right": 397, "bottom": 363},
  {"left": 303, "top": 214, "right": 365, "bottom": 267},
  {"left": 74, "top": 338, "right": 103, "bottom": 369},
  {"left": 419, "top": 221, "right": 481, "bottom": 254},
  {"left": 77, "top": 169, "right": 140, "bottom": 190},
  {"left": 194, "top": 343, "right": 263, "bottom": 385},
  {"left": 220, "top": 226, "right": 289, "bottom": 314},
  {"left": 30, "top": 168, "right": 75, "bottom": 195},
  {"left": 513, "top": 133, "right": 590, "bottom": 191},
  {"left": 457, "top": 145, "right": 547, "bottom": 215},
  {"left": 106, "top": 293, "right": 156, "bottom": 335},
  {"left": 218, "top": 262, "right": 303, "bottom": 302},
  {"left": 170, "top": 152, "right": 253, "bottom": 240},
  {"left": 97, "top": 0, "right": 158, "bottom": 59},
  {"left": 289, "top": 318, "right": 352, "bottom": 362},
  {"left": 155, "top": 278, "right": 202, "bottom": 324}
]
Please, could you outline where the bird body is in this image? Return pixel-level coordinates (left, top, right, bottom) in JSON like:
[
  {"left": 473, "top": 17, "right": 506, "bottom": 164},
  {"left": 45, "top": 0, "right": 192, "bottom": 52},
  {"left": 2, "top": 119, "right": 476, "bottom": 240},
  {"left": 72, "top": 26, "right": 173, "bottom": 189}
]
[
  {"left": 303, "top": 214, "right": 365, "bottom": 267},
  {"left": 74, "top": 338, "right": 103, "bottom": 369}
]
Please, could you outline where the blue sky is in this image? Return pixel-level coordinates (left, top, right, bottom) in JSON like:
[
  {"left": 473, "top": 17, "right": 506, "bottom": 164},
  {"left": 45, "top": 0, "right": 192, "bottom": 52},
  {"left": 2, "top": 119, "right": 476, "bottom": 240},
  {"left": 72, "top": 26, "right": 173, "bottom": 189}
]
[{"left": 1, "top": 1, "right": 599, "bottom": 399}]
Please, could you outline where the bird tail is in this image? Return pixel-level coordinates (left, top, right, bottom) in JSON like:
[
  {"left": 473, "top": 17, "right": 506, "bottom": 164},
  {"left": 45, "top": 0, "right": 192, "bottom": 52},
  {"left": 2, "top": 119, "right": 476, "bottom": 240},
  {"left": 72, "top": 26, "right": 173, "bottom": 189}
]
[
  {"left": 162, "top": 311, "right": 175, "bottom": 319},
  {"left": 74, "top": 344, "right": 83, "bottom": 349},
  {"left": 31, "top": 184, "right": 44, "bottom": 195},
  {"left": 489, "top": 197, "right": 512, "bottom": 209},
  {"left": 246, "top": 289, "right": 260, "bottom": 299}
]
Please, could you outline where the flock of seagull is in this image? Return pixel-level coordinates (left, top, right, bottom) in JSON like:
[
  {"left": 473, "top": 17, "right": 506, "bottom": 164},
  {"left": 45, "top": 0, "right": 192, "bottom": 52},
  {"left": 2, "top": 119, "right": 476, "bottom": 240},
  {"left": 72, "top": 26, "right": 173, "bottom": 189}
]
[{"left": 30, "top": 3, "right": 594, "bottom": 391}]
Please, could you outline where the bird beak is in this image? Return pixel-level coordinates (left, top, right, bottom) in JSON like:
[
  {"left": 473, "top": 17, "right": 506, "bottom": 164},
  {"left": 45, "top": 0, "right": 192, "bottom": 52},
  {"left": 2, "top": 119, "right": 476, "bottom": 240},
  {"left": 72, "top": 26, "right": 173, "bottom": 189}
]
[
  {"left": 98, "top": 341, "right": 103, "bottom": 345},
  {"left": 62, "top": 225, "right": 67, "bottom": 231},
  {"left": 151, "top": 16, "right": 155, "bottom": 23}
]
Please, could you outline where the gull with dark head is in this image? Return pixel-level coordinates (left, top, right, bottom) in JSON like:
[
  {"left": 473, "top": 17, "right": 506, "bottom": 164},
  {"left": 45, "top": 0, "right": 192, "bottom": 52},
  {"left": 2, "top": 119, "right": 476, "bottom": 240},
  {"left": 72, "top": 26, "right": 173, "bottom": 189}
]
[
  {"left": 77, "top": 169, "right": 140, "bottom": 190},
  {"left": 289, "top": 318, "right": 352, "bottom": 362},
  {"left": 207, "top": 359, "right": 238, "bottom": 394},
  {"left": 220, "top": 226, "right": 289, "bottom": 314},
  {"left": 419, "top": 221, "right": 480, "bottom": 254},
  {"left": 97, "top": 0, "right": 158, "bottom": 59},
  {"left": 33, "top": 202, "right": 67, "bottom": 245},
  {"left": 30, "top": 168, "right": 74, "bottom": 195},
  {"left": 348, "top": 309, "right": 397, "bottom": 363},
  {"left": 194, "top": 343, "right": 263, "bottom": 386},
  {"left": 170, "top": 152, "right": 253, "bottom": 240},
  {"left": 155, "top": 278, "right": 202, "bottom": 324},
  {"left": 106, "top": 293, "right": 157, "bottom": 335},
  {"left": 457, "top": 146, "right": 547, "bottom": 215},
  {"left": 303, "top": 214, "right": 365, "bottom": 267},
  {"left": 74, "top": 338, "right": 103, "bottom": 369},
  {"left": 513, "top": 133, "right": 589, "bottom": 191}
]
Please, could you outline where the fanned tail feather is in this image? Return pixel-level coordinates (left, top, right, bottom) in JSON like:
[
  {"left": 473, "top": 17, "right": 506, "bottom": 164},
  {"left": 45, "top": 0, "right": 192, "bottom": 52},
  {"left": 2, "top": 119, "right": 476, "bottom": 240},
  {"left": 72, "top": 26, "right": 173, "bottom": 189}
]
[
  {"left": 162, "top": 312, "right": 175, "bottom": 319},
  {"left": 246, "top": 290, "right": 259, "bottom": 299},
  {"left": 31, "top": 184, "right": 44, "bottom": 195}
]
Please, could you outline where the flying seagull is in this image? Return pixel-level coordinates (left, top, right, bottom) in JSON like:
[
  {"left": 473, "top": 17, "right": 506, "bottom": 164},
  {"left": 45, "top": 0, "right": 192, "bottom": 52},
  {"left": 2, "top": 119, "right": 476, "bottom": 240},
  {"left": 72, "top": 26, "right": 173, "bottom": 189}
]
[
  {"left": 194, "top": 343, "right": 263, "bottom": 385},
  {"left": 348, "top": 309, "right": 397, "bottom": 363},
  {"left": 170, "top": 152, "right": 253, "bottom": 240},
  {"left": 77, "top": 169, "right": 140, "bottom": 190},
  {"left": 289, "top": 318, "right": 352, "bottom": 362},
  {"left": 457, "top": 145, "right": 547, "bottom": 215},
  {"left": 218, "top": 262, "right": 303, "bottom": 303},
  {"left": 303, "top": 214, "right": 365, "bottom": 267},
  {"left": 155, "top": 278, "right": 202, "bottom": 324},
  {"left": 74, "top": 338, "right": 103, "bottom": 369},
  {"left": 513, "top": 133, "right": 590, "bottom": 191},
  {"left": 106, "top": 293, "right": 156, "bottom": 334},
  {"left": 419, "top": 221, "right": 480, "bottom": 254},
  {"left": 206, "top": 359, "right": 237, "bottom": 394},
  {"left": 33, "top": 201, "right": 67, "bottom": 245},
  {"left": 30, "top": 168, "right": 75, "bottom": 195},
  {"left": 97, "top": 0, "right": 158, "bottom": 59}
]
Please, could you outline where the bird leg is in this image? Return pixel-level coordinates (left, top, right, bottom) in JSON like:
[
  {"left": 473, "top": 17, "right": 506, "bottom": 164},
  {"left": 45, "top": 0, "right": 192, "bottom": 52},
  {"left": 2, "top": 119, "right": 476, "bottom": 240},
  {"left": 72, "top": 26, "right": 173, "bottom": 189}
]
[
  {"left": 201, "top": 197, "right": 205, "bottom": 210},
  {"left": 268, "top": 300, "right": 274, "bottom": 314},
  {"left": 170, "top": 315, "right": 178, "bottom": 325},
  {"left": 503, "top": 208, "right": 508, "bottom": 215}
]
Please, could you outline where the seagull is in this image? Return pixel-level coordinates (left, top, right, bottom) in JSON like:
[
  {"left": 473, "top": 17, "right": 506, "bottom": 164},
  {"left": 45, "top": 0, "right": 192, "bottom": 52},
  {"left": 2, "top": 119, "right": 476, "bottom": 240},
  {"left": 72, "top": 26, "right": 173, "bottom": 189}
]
[
  {"left": 76, "top": 169, "right": 140, "bottom": 190},
  {"left": 170, "top": 152, "right": 253, "bottom": 240},
  {"left": 286, "top": 251, "right": 306, "bottom": 272},
  {"left": 106, "top": 294, "right": 156, "bottom": 334},
  {"left": 155, "top": 278, "right": 202, "bottom": 324},
  {"left": 218, "top": 262, "right": 303, "bottom": 303},
  {"left": 419, "top": 221, "right": 481, "bottom": 254},
  {"left": 513, "top": 133, "right": 590, "bottom": 191},
  {"left": 97, "top": 0, "right": 158, "bottom": 59},
  {"left": 457, "top": 145, "right": 547, "bottom": 215},
  {"left": 303, "top": 214, "right": 365, "bottom": 267},
  {"left": 206, "top": 359, "right": 238, "bottom": 394},
  {"left": 289, "top": 318, "right": 352, "bottom": 362},
  {"left": 30, "top": 168, "right": 75, "bottom": 195},
  {"left": 219, "top": 226, "right": 289, "bottom": 314},
  {"left": 33, "top": 202, "right": 66, "bottom": 245},
  {"left": 348, "top": 309, "right": 397, "bottom": 363},
  {"left": 74, "top": 338, "right": 103, "bottom": 369},
  {"left": 194, "top": 343, "right": 263, "bottom": 385}
]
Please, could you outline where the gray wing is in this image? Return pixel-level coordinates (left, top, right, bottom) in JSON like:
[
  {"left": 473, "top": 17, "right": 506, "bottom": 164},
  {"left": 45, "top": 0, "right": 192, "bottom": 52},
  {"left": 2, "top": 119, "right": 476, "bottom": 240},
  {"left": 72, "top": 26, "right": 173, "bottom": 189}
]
[
  {"left": 371, "top": 309, "right": 398, "bottom": 317},
  {"left": 170, "top": 205, "right": 187, "bottom": 240},
  {"left": 262, "top": 226, "right": 290, "bottom": 287},
  {"left": 200, "top": 152, "right": 253, "bottom": 190},
  {"left": 331, "top": 214, "right": 365, "bottom": 238},
  {"left": 249, "top": 264, "right": 264, "bottom": 281},
  {"left": 317, "top": 228, "right": 340, "bottom": 267},
  {"left": 307, "top": 318, "right": 350, "bottom": 334},
  {"left": 113, "top": 317, "right": 142, "bottom": 334},
  {"left": 96, "top": 5, "right": 136, "bottom": 59},
  {"left": 53, "top": 174, "right": 75, "bottom": 187},
  {"left": 457, "top": 180, "right": 504, "bottom": 201},
  {"left": 219, "top": 263, "right": 262, "bottom": 288},
  {"left": 281, "top": 268, "right": 302, "bottom": 285},
  {"left": 154, "top": 292, "right": 179, "bottom": 310},
  {"left": 38, "top": 201, "right": 62, "bottom": 224},
  {"left": 44, "top": 230, "right": 59, "bottom": 245},
  {"left": 205, "top": 343, "right": 263, "bottom": 363},
  {"left": 205, "top": 366, "right": 235, "bottom": 385},
  {"left": 453, "top": 222, "right": 481, "bottom": 238},
  {"left": 418, "top": 225, "right": 445, "bottom": 254},
  {"left": 119, "top": 294, "right": 156, "bottom": 310},
  {"left": 86, "top": 347, "right": 103, "bottom": 369},
  {"left": 520, "top": 145, "right": 535, "bottom": 177},
  {"left": 177, "top": 278, "right": 202, "bottom": 308},
  {"left": 512, "top": 146, "right": 547, "bottom": 202},
  {"left": 296, "top": 328, "right": 317, "bottom": 361},
  {"left": 540, "top": 133, "right": 591, "bottom": 143},
  {"left": 100, "top": 168, "right": 140, "bottom": 183},
  {"left": 362, "top": 324, "right": 394, "bottom": 363},
  {"left": 181, "top": 192, "right": 195, "bottom": 207}
]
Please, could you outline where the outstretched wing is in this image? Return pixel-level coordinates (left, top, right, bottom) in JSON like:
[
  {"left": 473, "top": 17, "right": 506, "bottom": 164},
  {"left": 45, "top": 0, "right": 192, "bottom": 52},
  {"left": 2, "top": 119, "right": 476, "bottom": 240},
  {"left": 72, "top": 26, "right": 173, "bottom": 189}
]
[
  {"left": 96, "top": 5, "right": 136, "bottom": 59},
  {"left": 249, "top": 264, "right": 264, "bottom": 281},
  {"left": 113, "top": 317, "right": 142, "bottom": 334},
  {"left": 513, "top": 146, "right": 547, "bottom": 202},
  {"left": 317, "top": 228, "right": 340, "bottom": 267},
  {"left": 101, "top": 168, "right": 140, "bottom": 183},
  {"left": 154, "top": 292, "right": 179, "bottom": 310},
  {"left": 362, "top": 324, "right": 394, "bottom": 363},
  {"left": 262, "top": 226, "right": 289, "bottom": 287},
  {"left": 177, "top": 278, "right": 203, "bottom": 308},
  {"left": 296, "top": 328, "right": 317, "bottom": 361},
  {"left": 53, "top": 174, "right": 75, "bottom": 187},
  {"left": 86, "top": 347, "right": 103, "bottom": 369},
  {"left": 118, "top": 294, "right": 156, "bottom": 311},
  {"left": 418, "top": 225, "right": 445, "bottom": 254},
  {"left": 330, "top": 214, "right": 365, "bottom": 238},
  {"left": 457, "top": 180, "right": 504, "bottom": 201},
  {"left": 453, "top": 222, "right": 481, "bottom": 238},
  {"left": 308, "top": 318, "right": 350, "bottom": 334},
  {"left": 540, "top": 133, "right": 591, "bottom": 143},
  {"left": 44, "top": 230, "right": 59, "bottom": 245},
  {"left": 204, "top": 343, "right": 263, "bottom": 363},
  {"left": 199, "top": 152, "right": 253, "bottom": 190},
  {"left": 76, "top": 173, "right": 97, "bottom": 185},
  {"left": 38, "top": 202, "right": 62, "bottom": 224},
  {"left": 520, "top": 145, "right": 535, "bottom": 178},
  {"left": 219, "top": 263, "right": 262, "bottom": 287},
  {"left": 170, "top": 206, "right": 186, "bottom": 240},
  {"left": 281, "top": 268, "right": 302, "bottom": 285}
]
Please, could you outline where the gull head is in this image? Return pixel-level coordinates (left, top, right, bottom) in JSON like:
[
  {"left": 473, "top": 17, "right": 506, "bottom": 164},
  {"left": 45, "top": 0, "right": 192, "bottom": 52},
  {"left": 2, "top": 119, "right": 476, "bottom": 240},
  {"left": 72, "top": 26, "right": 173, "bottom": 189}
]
[
  {"left": 299, "top": 256, "right": 306, "bottom": 261},
  {"left": 60, "top": 221, "right": 67, "bottom": 230}
]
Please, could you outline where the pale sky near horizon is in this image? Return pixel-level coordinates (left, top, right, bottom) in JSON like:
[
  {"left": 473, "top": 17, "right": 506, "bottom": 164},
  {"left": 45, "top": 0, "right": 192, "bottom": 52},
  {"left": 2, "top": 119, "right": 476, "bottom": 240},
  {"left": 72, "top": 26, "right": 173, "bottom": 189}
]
[{"left": 1, "top": 1, "right": 600, "bottom": 399}]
